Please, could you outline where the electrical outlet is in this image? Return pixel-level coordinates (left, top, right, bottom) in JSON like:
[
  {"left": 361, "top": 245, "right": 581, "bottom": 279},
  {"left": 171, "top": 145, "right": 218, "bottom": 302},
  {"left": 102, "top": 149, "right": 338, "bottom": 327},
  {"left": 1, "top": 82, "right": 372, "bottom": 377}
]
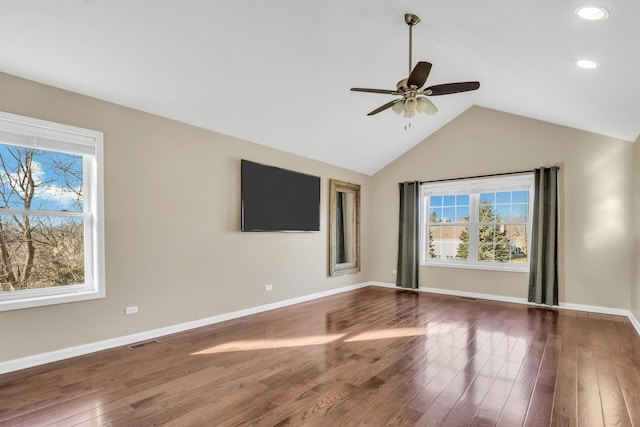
[
  {"left": 392, "top": 269, "right": 397, "bottom": 274},
  {"left": 265, "top": 284, "right": 273, "bottom": 291},
  {"left": 125, "top": 306, "right": 138, "bottom": 315}
]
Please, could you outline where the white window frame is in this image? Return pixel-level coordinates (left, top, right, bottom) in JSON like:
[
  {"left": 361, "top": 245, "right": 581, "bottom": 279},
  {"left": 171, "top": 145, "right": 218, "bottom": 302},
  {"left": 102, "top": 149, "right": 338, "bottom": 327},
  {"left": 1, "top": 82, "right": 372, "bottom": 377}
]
[
  {"left": 0, "top": 111, "right": 105, "bottom": 311},
  {"left": 421, "top": 174, "right": 534, "bottom": 272}
]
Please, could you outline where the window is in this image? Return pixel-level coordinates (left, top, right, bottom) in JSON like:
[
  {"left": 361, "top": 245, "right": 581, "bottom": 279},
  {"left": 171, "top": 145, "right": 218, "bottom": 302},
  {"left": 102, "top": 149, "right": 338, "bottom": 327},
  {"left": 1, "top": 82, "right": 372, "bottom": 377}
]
[
  {"left": 421, "top": 174, "right": 533, "bottom": 271},
  {"left": 0, "top": 111, "right": 104, "bottom": 311}
]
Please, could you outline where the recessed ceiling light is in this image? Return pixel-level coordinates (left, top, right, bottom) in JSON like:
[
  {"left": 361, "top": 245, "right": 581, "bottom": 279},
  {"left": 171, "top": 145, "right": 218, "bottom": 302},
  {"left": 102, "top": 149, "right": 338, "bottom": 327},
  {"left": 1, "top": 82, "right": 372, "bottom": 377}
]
[
  {"left": 577, "top": 59, "right": 600, "bottom": 69},
  {"left": 576, "top": 6, "right": 610, "bottom": 20}
]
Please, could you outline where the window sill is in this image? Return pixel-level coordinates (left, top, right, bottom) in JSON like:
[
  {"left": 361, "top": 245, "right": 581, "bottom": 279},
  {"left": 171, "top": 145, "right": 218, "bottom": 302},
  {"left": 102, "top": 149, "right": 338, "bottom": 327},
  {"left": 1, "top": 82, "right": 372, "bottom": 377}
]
[
  {"left": 0, "top": 287, "right": 105, "bottom": 312},
  {"left": 421, "top": 262, "right": 529, "bottom": 273}
]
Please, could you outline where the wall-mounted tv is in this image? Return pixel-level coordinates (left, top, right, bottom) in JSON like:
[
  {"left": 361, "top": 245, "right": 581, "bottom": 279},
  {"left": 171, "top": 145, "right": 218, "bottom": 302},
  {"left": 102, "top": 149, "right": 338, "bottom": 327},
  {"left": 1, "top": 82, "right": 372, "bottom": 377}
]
[{"left": 241, "top": 159, "right": 320, "bottom": 232}]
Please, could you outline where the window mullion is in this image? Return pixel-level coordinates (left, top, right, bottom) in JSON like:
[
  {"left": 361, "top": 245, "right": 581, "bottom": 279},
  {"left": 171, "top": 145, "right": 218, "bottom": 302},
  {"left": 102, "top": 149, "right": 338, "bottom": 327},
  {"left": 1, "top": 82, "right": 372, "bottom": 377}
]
[
  {"left": 425, "top": 195, "right": 431, "bottom": 264},
  {"left": 469, "top": 193, "right": 479, "bottom": 264},
  {"left": 83, "top": 156, "right": 93, "bottom": 288},
  {"left": 0, "top": 208, "right": 85, "bottom": 217},
  {"left": 527, "top": 181, "right": 535, "bottom": 261}
]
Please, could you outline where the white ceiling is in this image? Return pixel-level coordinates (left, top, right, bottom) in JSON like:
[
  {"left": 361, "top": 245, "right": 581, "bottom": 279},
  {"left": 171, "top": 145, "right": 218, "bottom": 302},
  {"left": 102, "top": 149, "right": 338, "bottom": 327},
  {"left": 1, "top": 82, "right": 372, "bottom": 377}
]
[{"left": 1, "top": 0, "right": 639, "bottom": 175}]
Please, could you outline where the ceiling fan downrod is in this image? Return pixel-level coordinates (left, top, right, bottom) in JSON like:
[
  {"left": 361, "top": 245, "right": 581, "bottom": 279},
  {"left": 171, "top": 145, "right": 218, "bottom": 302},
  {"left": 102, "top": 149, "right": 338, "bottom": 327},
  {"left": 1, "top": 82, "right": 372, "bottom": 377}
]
[{"left": 405, "top": 13, "right": 420, "bottom": 75}]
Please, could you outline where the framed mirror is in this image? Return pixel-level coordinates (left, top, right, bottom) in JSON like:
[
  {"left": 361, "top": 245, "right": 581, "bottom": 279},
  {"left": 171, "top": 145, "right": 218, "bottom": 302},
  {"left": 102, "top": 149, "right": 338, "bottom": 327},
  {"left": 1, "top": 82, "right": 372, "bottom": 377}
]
[{"left": 329, "top": 179, "right": 361, "bottom": 276}]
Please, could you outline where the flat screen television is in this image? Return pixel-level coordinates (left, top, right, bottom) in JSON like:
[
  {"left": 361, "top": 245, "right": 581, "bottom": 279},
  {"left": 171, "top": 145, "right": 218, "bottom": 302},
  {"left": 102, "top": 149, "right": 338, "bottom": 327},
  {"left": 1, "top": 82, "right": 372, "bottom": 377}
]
[{"left": 241, "top": 159, "right": 320, "bottom": 232}]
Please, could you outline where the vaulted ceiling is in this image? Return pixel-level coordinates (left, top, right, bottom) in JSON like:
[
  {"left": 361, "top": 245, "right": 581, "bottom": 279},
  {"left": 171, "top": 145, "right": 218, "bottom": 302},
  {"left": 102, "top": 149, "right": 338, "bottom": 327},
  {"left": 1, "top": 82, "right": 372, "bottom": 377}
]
[{"left": 1, "top": 1, "right": 638, "bottom": 174}]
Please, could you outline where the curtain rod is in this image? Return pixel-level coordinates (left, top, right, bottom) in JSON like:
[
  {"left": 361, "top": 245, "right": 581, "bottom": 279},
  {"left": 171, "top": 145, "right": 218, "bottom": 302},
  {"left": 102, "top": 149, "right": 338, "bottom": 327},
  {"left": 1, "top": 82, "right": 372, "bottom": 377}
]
[{"left": 419, "top": 167, "right": 560, "bottom": 185}]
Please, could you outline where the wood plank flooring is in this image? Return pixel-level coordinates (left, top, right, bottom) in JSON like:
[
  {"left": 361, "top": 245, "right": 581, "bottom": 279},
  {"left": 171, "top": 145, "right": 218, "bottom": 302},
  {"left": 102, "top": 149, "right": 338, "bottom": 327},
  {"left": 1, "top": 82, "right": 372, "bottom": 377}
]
[{"left": 1, "top": 287, "right": 640, "bottom": 426}]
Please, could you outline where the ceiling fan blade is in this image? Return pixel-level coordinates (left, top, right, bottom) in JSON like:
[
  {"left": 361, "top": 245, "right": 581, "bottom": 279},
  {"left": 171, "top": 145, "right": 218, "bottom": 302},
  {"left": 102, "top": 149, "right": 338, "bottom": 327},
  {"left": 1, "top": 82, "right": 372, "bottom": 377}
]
[
  {"left": 367, "top": 99, "right": 401, "bottom": 116},
  {"left": 351, "top": 88, "right": 398, "bottom": 95},
  {"left": 425, "top": 81, "right": 480, "bottom": 96},
  {"left": 406, "top": 61, "right": 432, "bottom": 88}
]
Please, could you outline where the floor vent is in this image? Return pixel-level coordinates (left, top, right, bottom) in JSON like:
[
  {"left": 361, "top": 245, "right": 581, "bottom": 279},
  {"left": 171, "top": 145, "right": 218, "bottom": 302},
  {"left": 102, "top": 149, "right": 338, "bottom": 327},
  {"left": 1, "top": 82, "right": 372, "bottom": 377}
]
[
  {"left": 128, "top": 340, "right": 161, "bottom": 351},
  {"left": 460, "top": 297, "right": 477, "bottom": 301}
]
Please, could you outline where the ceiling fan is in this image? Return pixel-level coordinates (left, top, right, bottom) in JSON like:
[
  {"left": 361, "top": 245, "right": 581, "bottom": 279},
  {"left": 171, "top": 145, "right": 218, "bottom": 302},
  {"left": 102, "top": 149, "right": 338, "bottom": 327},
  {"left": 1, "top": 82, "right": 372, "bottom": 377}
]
[{"left": 351, "top": 13, "right": 480, "bottom": 118}]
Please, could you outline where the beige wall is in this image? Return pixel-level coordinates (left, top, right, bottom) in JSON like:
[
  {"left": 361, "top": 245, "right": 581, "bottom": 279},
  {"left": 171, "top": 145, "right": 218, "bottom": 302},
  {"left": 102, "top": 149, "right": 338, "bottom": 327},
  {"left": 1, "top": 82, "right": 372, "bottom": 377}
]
[
  {"left": 1, "top": 72, "right": 637, "bottom": 365},
  {"left": 369, "top": 106, "right": 633, "bottom": 308},
  {"left": 631, "top": 135, "right": 640, "bottom": 320},
  {"left": 0, "top": 73, "right": 370, "bottom": 363}
]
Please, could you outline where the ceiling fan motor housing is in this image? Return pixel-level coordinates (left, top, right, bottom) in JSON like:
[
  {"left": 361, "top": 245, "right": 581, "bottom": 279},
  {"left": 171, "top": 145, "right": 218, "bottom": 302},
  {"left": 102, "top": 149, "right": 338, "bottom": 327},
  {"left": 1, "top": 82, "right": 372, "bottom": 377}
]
[{"left": 397, "top": 79, "right": 409, "bottom": 92}]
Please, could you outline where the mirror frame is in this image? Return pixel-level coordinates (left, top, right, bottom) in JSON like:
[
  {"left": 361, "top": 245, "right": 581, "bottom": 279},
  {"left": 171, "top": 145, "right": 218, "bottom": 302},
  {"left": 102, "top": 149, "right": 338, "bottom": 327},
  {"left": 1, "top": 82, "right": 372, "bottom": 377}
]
[{"left": 329, "top": 179, "right": 361, "bottom": 276}]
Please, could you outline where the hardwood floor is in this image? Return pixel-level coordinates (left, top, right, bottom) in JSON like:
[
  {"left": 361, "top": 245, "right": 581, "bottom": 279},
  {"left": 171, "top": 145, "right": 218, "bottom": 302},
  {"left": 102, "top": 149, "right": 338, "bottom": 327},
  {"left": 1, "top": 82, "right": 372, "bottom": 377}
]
[{"left": 1, "top": 286, "right": 640, "bottom": 426}]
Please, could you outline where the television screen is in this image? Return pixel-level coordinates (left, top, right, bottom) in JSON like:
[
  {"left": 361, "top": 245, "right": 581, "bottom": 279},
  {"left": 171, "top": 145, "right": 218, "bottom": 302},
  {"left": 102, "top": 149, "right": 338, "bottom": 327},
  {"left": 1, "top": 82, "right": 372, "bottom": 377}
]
[{"left": 241, "top": 160, "right": 320, "bottom": 232}]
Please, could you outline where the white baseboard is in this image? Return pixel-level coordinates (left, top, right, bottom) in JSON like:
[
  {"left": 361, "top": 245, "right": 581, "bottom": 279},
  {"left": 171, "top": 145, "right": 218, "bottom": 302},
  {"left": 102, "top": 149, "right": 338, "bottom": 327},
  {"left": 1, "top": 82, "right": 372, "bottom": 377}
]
[
  {"left": 558, "top": 302, "right": 630, "bottom": 316},
  {"left": 3, "top": 281, "right": 638, "bottom": 375},
  {"left": 368, "top": 281, "right": 528, "bottom": 305},
  {"left": 629, "top": 311, "right": 640, "bottom": 337},
  {"left": 367, "top": 281, "right": 397, "bottom": 289},
  {"left": 422, "top": 286, "right": 528, "bottom": 305},
  {"left": 369, "top": 282, "right": 640, "bottom": 337},
  {"left": 0, "top": 282, "right": 370, "bottom": 375}
]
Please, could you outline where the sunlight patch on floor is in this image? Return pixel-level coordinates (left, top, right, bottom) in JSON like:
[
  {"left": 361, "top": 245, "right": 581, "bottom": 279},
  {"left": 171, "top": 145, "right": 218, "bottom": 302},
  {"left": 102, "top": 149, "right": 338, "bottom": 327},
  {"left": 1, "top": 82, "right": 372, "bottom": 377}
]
[
  {"left": 190, "top": 322, "right": 472, "bottom": 355},
  {"left": 190, "top": 334, "right": 346, "bottom": 355},
  {"left": 344, "top": 327, "right": 428, "bottom": 342}
]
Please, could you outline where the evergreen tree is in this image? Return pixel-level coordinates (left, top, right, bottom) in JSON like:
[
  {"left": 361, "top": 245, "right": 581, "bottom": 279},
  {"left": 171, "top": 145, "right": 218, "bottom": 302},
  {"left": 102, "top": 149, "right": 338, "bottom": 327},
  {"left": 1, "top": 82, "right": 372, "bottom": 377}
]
[
  {"left": 455, "top": 200, "right": 511, "bottom": 262},
  {"left": 428, "top": 229, "right": 437, "bottom": 259},
  {"left": 428, "top": 211, "right": 437, "bottom": 259},
  {"left": 456, "top": 227, "right": 469, "bottom": 260}
]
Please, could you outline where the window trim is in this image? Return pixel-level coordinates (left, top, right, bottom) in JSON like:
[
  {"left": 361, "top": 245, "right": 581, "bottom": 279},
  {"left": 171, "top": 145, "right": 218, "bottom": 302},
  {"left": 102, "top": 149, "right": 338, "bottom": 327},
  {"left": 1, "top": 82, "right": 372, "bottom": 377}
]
[
  {"left": 0, "top": 111, "right": 105, "bottom": 311},
  {"left": 420, "top": 174, "right": 534, "bottom": 272}
]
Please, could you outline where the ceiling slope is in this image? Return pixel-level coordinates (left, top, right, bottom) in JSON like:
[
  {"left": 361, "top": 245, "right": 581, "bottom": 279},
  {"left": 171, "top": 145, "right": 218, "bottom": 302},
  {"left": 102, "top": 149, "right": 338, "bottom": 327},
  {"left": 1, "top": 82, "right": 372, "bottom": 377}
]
[{"left": 1, "top": 0, "right": 638, "bottom": 174}]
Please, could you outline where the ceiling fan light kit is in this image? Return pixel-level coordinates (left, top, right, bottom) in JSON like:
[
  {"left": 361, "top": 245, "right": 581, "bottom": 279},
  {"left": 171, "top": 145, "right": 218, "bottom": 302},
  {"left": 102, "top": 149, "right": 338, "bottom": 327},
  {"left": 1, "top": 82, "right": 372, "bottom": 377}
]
[
  {"left": 351, "top": 13, "right": 480, "bottom": 122},
  {"left": 417, "top": 97, "right": 437, "bottom": 115}
]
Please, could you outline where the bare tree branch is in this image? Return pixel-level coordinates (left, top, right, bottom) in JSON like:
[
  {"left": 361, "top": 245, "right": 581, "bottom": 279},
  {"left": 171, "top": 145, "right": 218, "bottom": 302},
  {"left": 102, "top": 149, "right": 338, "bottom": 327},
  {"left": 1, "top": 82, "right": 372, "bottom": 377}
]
[{"left": 0, "top": 146, "right": 84, "bottom": 291}]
